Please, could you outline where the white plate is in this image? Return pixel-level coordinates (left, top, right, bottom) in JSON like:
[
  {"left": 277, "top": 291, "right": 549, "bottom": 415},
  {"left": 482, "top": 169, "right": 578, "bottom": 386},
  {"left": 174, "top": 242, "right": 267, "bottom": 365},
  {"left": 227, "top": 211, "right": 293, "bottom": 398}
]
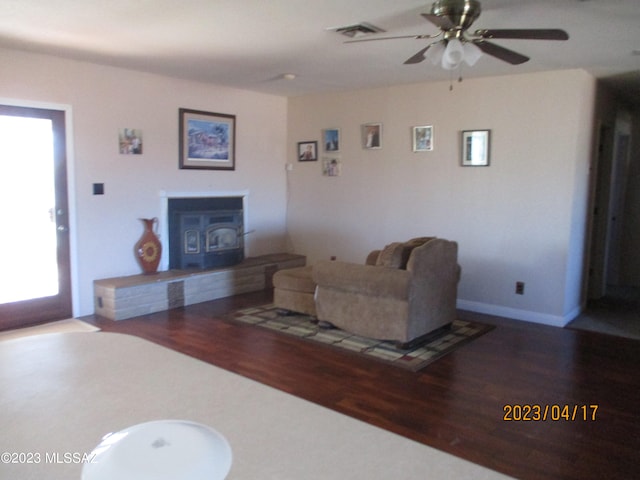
[{"left": 82, "top": 420, "right": 232, "bottom": 480}]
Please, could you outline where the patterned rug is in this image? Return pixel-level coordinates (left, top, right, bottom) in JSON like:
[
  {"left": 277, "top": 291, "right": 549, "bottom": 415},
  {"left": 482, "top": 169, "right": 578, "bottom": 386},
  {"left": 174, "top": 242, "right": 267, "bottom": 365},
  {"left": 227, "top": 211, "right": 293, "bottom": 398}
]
[{"left": 230, "top": 304, "right": 494, "bottom": 372}]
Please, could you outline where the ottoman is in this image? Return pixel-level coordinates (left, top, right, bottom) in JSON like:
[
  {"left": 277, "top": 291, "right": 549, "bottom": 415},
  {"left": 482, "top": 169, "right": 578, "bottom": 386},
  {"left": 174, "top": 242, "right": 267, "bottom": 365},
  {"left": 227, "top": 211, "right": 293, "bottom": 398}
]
[{"left": 273, "top": 266, "right": 317, "bottom": 317}]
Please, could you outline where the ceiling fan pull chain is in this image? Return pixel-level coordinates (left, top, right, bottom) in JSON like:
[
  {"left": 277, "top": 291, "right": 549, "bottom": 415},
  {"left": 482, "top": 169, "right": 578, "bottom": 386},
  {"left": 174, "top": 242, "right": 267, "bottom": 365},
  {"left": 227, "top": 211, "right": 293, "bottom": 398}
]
[{"left": 448, "top": 65, "right": 465, "bottom": 91}]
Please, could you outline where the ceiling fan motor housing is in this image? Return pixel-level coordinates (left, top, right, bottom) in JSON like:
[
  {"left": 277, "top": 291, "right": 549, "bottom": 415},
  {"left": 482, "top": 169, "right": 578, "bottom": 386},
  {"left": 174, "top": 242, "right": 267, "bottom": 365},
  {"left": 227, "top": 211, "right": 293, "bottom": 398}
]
[{"left": 431, "top": 0, "right": 481, "bottom": 31}]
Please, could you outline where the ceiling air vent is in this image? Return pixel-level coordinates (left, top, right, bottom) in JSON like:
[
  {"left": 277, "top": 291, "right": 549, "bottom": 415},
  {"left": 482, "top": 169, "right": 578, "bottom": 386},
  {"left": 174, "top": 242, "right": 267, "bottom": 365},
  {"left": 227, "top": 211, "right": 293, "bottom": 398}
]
[{"left": 329, "top": 22, "right": 385, "bottom": 39}]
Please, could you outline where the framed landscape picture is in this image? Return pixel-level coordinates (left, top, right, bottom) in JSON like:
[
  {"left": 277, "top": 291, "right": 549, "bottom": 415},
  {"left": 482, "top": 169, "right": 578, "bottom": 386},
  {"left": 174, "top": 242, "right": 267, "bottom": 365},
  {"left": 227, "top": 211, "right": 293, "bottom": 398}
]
[{"left": 179, "top": 108, "right": 236, "bottom": 170}]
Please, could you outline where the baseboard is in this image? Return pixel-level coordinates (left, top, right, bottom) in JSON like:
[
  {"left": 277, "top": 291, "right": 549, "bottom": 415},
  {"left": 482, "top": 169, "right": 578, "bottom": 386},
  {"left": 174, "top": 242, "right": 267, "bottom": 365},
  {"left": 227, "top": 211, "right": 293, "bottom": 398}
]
[{"left": 456, "top": 300, "right": 581, "bottom": 328}]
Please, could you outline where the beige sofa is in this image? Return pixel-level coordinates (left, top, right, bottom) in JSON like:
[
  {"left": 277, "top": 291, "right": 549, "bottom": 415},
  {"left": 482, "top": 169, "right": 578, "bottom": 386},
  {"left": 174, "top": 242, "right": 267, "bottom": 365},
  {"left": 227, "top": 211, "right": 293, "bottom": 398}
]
[{"left": 312, "top": 237, "right": 460, "bottom": 347}]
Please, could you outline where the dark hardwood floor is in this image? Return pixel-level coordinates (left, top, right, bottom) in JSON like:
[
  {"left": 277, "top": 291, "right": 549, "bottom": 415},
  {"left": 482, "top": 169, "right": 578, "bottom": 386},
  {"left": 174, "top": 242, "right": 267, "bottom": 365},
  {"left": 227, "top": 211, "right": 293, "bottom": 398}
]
[{"left": 85, "top": 290, "right": 640, "bottom": 480}]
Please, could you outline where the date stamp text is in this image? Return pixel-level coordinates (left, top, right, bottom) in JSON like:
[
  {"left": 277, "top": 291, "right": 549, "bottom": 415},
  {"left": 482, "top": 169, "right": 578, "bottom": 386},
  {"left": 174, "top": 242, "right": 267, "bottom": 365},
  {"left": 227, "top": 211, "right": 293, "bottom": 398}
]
[{"left": 503, "top": 404, "right": 598, "bottom": 422}]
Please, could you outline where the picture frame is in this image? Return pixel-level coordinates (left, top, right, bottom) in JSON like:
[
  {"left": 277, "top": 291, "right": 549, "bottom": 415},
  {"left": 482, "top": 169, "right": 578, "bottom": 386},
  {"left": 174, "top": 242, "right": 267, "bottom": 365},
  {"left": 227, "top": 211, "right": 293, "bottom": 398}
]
[
  {"left": 323, "top": 128, "right": 340, "bottom": 152},
  {"left": 119, "top": 128, "right": 143, "bottom": 155},
  {"left": 412, "top": 125, "right": 433, "bottom": 152},
  {"left": 179, "top": 108, "right": 236, "bottom": 170},
  {"left": 322, "top": 157, "right": 341, "bottom": 177},
  {"left": 362, "top": 123, "right": 382, "bottom": 149},
  {"left": 461, "top": 129, "right": 491, "bottom": 166},
  {"left": 297, "top": 141, "right": 318, "bottom": 161}
]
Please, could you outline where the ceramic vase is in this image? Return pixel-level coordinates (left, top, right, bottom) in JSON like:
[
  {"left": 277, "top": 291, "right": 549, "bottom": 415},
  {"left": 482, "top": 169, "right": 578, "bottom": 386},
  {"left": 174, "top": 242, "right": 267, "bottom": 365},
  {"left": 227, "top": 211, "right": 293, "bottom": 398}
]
[{"left": 135, "top": 217, "right": 162, "bottom": 274}]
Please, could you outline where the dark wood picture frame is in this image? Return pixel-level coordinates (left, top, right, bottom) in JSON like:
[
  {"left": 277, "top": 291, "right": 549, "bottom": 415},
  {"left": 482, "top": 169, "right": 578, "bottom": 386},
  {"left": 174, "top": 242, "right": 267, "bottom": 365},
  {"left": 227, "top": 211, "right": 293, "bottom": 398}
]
[
  {"left": 179, "top": 108, "right": 236, "bottom": 170},
  {"left": 298, "top": 141, "right": 318, "bottom": 161}
]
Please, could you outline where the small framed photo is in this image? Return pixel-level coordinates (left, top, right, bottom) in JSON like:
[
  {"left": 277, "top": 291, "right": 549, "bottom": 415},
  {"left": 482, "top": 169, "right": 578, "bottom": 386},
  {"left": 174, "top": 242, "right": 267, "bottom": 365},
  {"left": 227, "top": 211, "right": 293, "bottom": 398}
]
[
  {"left": 323, "top": 128, "right": 340, "bottom": 152},
  {"left": 179, "top": 108, "right": 236, "bottom": 170},
  {"left": 119, "top": 128, "right": 143, "bottom": 155},
  {"left": 322, "top": 157, "right": 341, "bottom": 177},
  {"left": 298, "top": 141, "right": 318, "bottom": 161},
  {"left": 362, "top": 123, "right": 382, "bottom": 149},
  {"left": 461, "top": 130, "right": 491, "bottom": 166},
  {"left": 412, "top": 125, "right": 433, "bottom": 152}
]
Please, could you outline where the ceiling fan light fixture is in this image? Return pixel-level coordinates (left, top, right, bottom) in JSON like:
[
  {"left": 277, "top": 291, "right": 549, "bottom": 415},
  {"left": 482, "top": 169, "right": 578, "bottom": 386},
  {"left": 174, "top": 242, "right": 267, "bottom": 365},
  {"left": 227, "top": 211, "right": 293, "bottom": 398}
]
[
  {"left": 425, "top": 41, "right": 446, "bottom": 65},
  {"left": 441, "top": 56, "right": 458, "bottom": 70},
  {"left": 442, "top": 38, "right": 464, "bottom": 69},
  {"left": 462, "top": 41, "right": 482, "bottom": 65}
]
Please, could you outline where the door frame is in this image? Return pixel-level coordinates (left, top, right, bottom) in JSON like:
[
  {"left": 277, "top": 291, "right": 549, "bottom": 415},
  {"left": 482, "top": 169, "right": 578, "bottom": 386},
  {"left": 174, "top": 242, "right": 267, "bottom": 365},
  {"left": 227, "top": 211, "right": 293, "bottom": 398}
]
[
  {"left": 0, "top": 98, "right": 79, "bottom": 323},
  {"left": 586, "top": 111, "right": 634, "bottom": 301}
]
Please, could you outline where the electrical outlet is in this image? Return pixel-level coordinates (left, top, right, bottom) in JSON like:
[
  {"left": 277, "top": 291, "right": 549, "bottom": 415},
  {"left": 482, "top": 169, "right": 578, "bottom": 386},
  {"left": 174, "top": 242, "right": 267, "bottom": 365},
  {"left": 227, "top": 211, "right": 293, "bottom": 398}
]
[{"left": 515, "top": 282, "right": 525, "bottom": 295}]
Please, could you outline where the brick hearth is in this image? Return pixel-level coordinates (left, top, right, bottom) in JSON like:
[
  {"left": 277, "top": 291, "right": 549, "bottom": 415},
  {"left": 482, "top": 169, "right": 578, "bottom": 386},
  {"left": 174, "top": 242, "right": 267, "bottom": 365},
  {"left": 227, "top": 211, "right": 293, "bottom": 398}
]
[{"left": 94, "top": 253, "right": 305, "bottom": 320}]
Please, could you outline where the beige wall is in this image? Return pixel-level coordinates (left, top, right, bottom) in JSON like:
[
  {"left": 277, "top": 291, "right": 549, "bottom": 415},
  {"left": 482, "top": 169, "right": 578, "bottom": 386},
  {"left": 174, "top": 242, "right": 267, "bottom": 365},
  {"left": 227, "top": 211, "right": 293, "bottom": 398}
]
[
  {"left": 287, "top": 70, "right": 597, "bottom": 326},
  {"left": 0, "top": 48, "right": 289, "bottom": 316},
  {"left": 0, "top": 45, "right": 600, "bottom": 324}
]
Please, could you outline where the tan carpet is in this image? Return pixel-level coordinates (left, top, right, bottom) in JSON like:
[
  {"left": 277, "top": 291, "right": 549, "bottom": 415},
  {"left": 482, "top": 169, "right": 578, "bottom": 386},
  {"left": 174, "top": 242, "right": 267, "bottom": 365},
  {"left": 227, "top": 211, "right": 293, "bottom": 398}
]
[{"left": 0, "top": 318, "right": 99, "bottom": 342}]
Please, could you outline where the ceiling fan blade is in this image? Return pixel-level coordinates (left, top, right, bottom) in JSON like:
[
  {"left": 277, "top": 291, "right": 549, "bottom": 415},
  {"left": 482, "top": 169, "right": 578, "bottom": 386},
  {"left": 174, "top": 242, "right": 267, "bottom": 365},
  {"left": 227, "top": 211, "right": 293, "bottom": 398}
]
[
  {"left": 421, "top": 13, "right": 455, "bottom": 31},
  {"left": 475, "top": 29, "right": 569, "bottom": 41},
  {"left": 404, "top": 46, "right": 431, "bottom": 65},
  {"left": 345, "top": 34, "right": 433, "bottom": 44},
  {"left": 473, "top": 40, "right": 529, "bottom": 65}
]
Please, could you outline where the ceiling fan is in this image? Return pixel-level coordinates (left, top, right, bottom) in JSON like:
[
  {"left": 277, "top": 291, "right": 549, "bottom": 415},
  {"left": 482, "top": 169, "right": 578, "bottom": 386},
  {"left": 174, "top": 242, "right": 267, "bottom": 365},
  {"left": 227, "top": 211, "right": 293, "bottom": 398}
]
[{"left": 346, "top": 0, "right": 569, "bottom": 70}]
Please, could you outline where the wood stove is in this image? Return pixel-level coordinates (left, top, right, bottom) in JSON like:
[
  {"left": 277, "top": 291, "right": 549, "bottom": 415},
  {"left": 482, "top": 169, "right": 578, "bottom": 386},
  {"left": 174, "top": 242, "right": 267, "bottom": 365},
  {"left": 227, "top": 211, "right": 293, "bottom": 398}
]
[{"left": 167, "top": 197, "right": 244, "bottom": 269}]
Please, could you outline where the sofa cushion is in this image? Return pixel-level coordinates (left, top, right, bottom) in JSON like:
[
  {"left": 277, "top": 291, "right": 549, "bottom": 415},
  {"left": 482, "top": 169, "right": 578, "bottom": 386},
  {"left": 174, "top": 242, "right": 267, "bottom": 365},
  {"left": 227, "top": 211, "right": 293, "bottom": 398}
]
[
  {"left": 406, "top": 236, "right": 435, "bottom": 248},
  {"left": 313, "top": 261, "right": 410, "bottom": 299},
  {"left": 375, "top": 242, "right": 407, "bottom": 269},
  {"left": 365, "top": 249, "right": 381, "bottom": 266}
]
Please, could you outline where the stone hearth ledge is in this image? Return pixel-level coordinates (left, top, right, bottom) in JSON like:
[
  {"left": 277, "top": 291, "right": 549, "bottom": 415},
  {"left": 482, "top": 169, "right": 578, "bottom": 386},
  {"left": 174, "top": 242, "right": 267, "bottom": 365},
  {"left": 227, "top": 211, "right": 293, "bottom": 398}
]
[{"left": 94, "top": 253, "right": 305, "bottom": 320}]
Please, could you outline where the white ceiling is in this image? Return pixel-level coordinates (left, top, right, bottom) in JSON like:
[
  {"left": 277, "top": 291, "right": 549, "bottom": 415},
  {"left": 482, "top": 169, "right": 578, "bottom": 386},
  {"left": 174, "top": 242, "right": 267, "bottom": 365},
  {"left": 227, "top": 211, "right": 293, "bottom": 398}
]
[{"left": 1, "top": 0, "right": 639, "bottom": 98}]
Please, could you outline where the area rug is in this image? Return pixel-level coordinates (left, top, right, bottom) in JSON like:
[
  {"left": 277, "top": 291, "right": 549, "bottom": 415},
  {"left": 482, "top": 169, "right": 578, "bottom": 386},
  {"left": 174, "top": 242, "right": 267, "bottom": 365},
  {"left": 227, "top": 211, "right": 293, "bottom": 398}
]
[
  {"left": 230, "top": 304, "right": 494, "bottom": 372},
  {"left": 0, "top": 318, "right": 100, "bottom": 342}
]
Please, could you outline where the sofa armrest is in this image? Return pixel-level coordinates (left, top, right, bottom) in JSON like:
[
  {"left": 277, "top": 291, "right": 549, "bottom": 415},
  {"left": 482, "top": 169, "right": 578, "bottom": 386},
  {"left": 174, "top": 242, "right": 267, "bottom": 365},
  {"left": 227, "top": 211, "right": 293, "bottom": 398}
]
[{"left": 313, "top": 260, "right": 410, "bottom": 299}]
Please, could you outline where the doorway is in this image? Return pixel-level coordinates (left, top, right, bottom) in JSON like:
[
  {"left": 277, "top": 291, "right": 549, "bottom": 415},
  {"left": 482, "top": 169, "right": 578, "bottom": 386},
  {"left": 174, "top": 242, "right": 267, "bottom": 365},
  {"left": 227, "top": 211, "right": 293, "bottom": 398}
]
[
  {"left": 0, "top": 105, "right": 72, "bottom": 330},
  {"left": 587, "top": 113, "right": 637, "bottom": 299}
]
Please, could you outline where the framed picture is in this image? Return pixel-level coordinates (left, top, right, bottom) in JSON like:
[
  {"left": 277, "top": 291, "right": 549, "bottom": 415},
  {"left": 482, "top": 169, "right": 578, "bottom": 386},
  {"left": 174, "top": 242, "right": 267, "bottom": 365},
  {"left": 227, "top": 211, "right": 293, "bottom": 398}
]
[
  {"left": 362, "top": 123, "right": 382, "bottom": 149},
  {"left": 412, "top": 125, "right": 433, "bottom": 152},
  {"left": 298, "top": 141, "right": 318, "bottom": 161},
  {"left": 322, "top": 157, "right": 341, "bottom": 177},
  {"left": 323, "top": 128, "right": 340, "bottom": 152},
  {"left": 119, "top": 128, "right": 143, "bottom": 155},
  {"left": 461, "top": 130, "right": 491, "bottom": 166},
  {"left": 179, "top": 108, "right": 236, "bottom": 170}
]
